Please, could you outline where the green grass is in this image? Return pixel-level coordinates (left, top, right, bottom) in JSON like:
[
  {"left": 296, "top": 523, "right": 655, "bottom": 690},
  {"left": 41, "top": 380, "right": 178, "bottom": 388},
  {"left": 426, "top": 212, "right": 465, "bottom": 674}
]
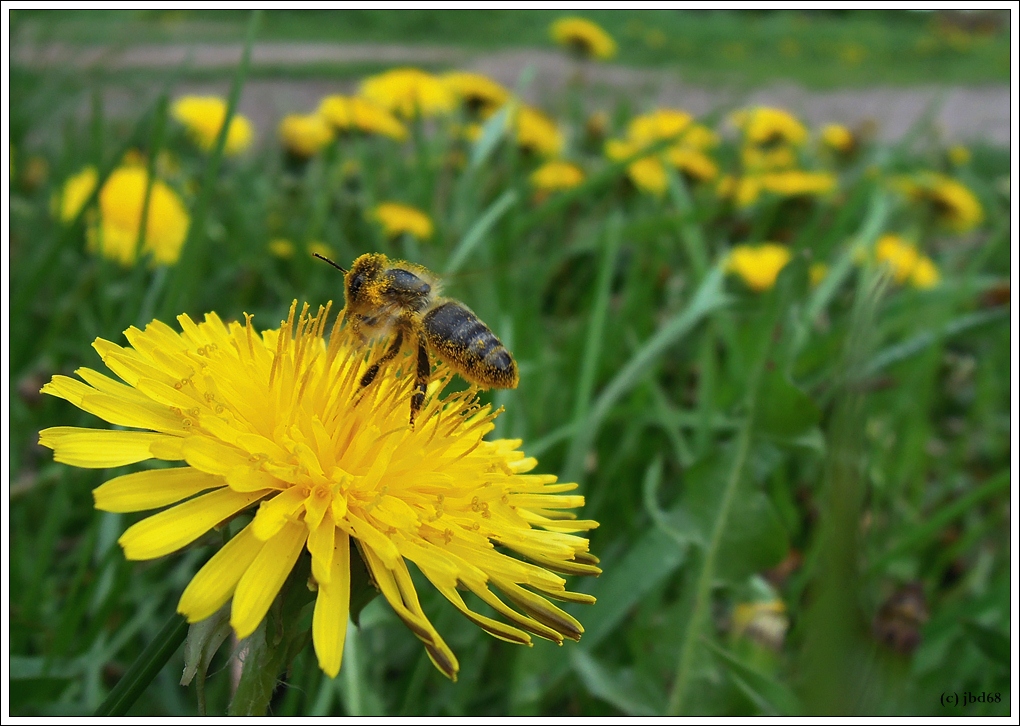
[
  {"left": 12, "top": 9, "right": 1011, "bottom": 89},
  {"left": 8, "top": 9, "right": 1012, "bottom": 718}
]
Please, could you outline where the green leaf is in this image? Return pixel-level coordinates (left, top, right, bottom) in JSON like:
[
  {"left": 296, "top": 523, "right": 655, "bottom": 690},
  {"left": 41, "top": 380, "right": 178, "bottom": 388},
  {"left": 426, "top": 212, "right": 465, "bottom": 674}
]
[
  {"left": 962, "top": 620, "right": 1009, "bottom": 667},
  {"left": 572, "top": 650, "right": 665, "bottom": 716},
  {"left": 581, "top": 527, "right": 687, "bottom": 646},
  {"left": 702, "top": 639, "right": 801, "bottom": 716},
  {"left": 180, "top": 605, "right": 232, "bottom": 688},
  {"left": 756, "top": 369, "right": 821, "bottom": 439},
  {"left": 563, "top": 263, "right": 730, "bottom": 483},
  {"left": 677, "top": 452, "right": 789, "bottom": 583},
  {"left": 228, "top": 554, "right": 316, "bottom": 716},
  {"left": 181, "top": 604, "right": 233, "bottom": 715}
]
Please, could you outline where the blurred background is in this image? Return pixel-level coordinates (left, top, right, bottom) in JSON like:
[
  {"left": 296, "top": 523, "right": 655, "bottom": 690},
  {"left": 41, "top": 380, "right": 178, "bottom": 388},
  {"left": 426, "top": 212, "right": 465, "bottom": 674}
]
[{"left": 7, "top": 8, "right": 1012, "bottom": 717}]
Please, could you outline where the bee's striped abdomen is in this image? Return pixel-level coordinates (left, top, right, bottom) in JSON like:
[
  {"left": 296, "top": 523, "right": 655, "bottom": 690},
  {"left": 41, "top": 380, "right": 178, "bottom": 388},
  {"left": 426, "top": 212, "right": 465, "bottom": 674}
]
[{"left": 422, "top": 301, "right": 518, "bottom": 389}]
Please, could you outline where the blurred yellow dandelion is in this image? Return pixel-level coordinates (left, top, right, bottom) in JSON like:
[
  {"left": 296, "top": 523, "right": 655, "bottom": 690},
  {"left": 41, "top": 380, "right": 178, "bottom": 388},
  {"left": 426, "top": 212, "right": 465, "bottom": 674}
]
[
  {"left": 873, "top": 234, "right": 940, "bottom": 288},
  {"left": 372, "top": 202, "right": 434, "bottom": 241},
  {"left": 73, "top": 166, "right": 190, "bottom": 266},
  {"left": 278, "top": 113, "right": 335, "bottom": 159},
  {"left": 666, "top": 147, "right": 718, "bottom": 182},
  {"left": 727, "top": 243, "right": 793, "bottom": 292},
  {"left": 53, "top": 167, "right": 99, "bottom": 223},
  {"left": 626, "top": 109, "right": 694, "bottom": 148},
  {"left": 171, "top": 96, "right": 254, "bottom": 156},
  {"left": 359, "top": 68, "right": 455, "bottom": 119},
  {"left": 318, "top": 96, "right": 408, "bottom": 141},
  {"left": 514, "top": 106, "right": 564, "bottom": 158},
  {"left": 927, "top": 174, "right": 984, "bottom": 231},
  {"left": 758, "top": 170, "right": 837, "bottom": 198},
  {"left": 895, "top": 172, "right": 983, "bottom": 232},
  {"left": 550, "top": 17, "right": 617, "bottom": 60},
  {"left": 732, "top": 107, "right": 808, "bottom": 148},
  {"left": 442, "top": 72, "right": 510, "bottom": 117},
  {"left": 821, "top": 124, "right": 854, "bottom": 154},
  {"left": 530, "top": 161, "right": 585, "bottom": 192},
  {"left": 740, "top": 144, "right": 798, "bottom": 172},
  {"left": 605, "top": 139, "right": 667, "bottom": 197},
  {"left": 909, "top": 255, "right": 940, "bottom": 289},
  {"left": 39, "top": 301, "right": 599, "bottom": 680}
]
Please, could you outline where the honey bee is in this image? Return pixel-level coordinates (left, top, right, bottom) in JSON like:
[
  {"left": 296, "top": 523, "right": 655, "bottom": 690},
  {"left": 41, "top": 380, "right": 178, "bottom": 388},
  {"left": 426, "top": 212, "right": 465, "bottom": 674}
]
[{"left": 315, "top": 252, "right": 518, "bottom": 424}]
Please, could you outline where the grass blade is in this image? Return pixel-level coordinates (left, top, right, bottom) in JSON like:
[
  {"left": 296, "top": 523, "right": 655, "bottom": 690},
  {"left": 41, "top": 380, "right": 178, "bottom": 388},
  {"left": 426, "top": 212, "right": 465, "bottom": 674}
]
[
  {"left": 563, "top": 263, "right": 729, "bottom": 484},
  {"left": 94, "top": 612, "right": 188, "bottom": 717},
  {"left": 162, "top": 9, "right": 262, "bottom": 316},
  {"left": 444, "top": 188, "right": 518, "bottom": 276}
]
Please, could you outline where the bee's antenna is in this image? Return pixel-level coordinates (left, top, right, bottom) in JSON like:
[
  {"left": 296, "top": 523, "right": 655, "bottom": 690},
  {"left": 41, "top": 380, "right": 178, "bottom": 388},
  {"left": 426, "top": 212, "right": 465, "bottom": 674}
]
[{"left": 313, "top": 253, "right": 348, "bottom": 274}]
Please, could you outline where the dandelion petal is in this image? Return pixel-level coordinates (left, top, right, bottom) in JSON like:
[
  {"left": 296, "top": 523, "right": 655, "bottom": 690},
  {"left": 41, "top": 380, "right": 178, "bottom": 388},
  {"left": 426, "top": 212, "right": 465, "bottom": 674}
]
[
  {"left": 119, "top": 488, "right": 270, "bottom": 560},
  {"left": 231, "top": 520, "right": 307, "bottom": 639},
  {"left": 38, "top": 427, "right": 168, "bottom": 468},
  {"left": 93, "top": 467, "right": 224, "bottom": 512},
  {"left": 313, "top": 530, "right": 350, "bottom": 678},
  {"left": 178, "top": 523, "right": 263, "bottom": 622}
]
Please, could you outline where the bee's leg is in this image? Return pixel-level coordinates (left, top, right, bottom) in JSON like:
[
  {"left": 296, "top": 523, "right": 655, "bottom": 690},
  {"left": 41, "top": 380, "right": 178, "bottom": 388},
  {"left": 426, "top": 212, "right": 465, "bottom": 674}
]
[
  {"left": 409, "top": 336, "right": 431, "bottom": 426},
  {"left": 360, "top": 328, "right": 404, "bottom": 388}
]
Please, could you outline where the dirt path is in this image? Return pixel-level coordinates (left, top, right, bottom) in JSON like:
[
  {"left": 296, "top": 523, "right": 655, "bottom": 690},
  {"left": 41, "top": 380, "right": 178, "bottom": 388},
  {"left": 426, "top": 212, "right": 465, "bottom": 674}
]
[{"left": 17, "top": 42, "right": 1011, "bottom": 146}]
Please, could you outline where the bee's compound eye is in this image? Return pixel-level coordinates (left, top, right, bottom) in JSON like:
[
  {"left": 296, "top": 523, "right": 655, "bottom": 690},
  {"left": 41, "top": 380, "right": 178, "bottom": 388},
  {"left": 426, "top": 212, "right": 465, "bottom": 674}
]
[{"left": 347, "top": 270, "right": 368, "bottom": 300}]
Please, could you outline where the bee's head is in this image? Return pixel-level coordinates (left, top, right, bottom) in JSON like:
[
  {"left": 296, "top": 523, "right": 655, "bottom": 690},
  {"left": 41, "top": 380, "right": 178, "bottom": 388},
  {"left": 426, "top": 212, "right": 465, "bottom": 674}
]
[{"left": 345, "top": 253, "right": 388, "bottom": 308}]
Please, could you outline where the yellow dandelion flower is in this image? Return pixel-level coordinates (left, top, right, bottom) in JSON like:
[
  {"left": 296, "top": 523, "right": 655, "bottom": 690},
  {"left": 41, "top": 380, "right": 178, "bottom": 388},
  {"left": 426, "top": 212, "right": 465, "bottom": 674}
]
[
  {"left": 442, "top": 72, "right": 510, "bottom": 117},
  {"left": 278, "top": 113, "right": 335, "bottom": 159},
  {"left": 514, "top": 106, "right": 564, "bottom": 158},
  {"left": 893, "top": 172, "right": 984, "bottom": 232},
  {"left": 550, "top": 17, "right": 617, "bottom": 60},
  {"left": 741, "top": 144, "right": 798, "bottom": 172},
  {"left": 268, "top": 238, "right": 295, "bottom": 259},
  {"left": 947, "top": 145, "right": 971, "bottom": 166},
  {"left": 873, "top": 234, "right": 921, "bottom": 285},
  {"left": 372, "top": 202, "right": 434, "bottom": 241},
  {"left": 680, "top": 124, "right": 720, "bottom": 151},
  {"left": 924, "top": 173, "right": 984, "bottom": 232},
  {"left": 909, "top": 255, "right": 940, "bottom": 289},
  {"left": 171, "top": 96, "right": 254, "bottom": 156},
  {"left": 605, "top": 139, "right": 667, "bottom": 197},
  {"left": 666, "top": 147, "right": 718, "bottom": 182},
  {"left": 359, "top": 68, "right": 455, "bottom": 120},
  {"left": 318, "top": 96, "right": 408, "bottom": 142},
  {"left": 53, "top": 167, "right": 99, "bottom": 223},
  {"left": 821, "top": 123, "right": 854, "bottom": 154},
  {"left": 530, "top": 161, "right": 585, "bottom": 192},
  {"left": 758, "top": 170, "right": 837, "bottom": 198},
  {"left": 731, "top": 106, "right": 808, "bottom": 147},
  {"left": 626, "top": 109, "right": 694, "bottom": 147},
  {"left": 727, "top": 243, "right": 793, "bottom": 292},
  {"left": 83, "top": 166, "right": 190, "bottom": 266},
  {"left": 39, "top": 302, "right": 599, "bottom": 679}
]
